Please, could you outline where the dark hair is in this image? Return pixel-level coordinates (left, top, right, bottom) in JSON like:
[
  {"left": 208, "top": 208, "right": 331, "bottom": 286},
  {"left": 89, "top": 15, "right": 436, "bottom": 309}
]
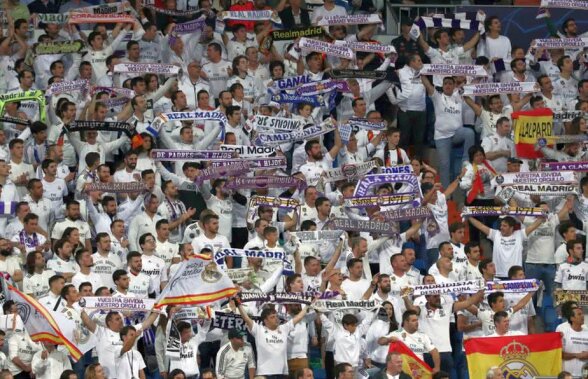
[
  {"left": 487, "top": 291, "right": 504, "bottom": 308},
  {"left": 558, "top": 221, "right": 575, "bottom": 238},
  {"left": 119, "top": 325, "right": 136, "bottom": 340},
  {"left": 402, "top": 309, "right": 418, "bottom": 325},
  {"left": 60, "top": 283, "right": 75, "bottom": 299},
  {"left": 126, "top": 251, "right": 142, "bottom": 264},
  {"left": 112, "top": 269, "right": 127, "bottom": 283},
  {"left": 507, "top": 265, "right": 524, "bottom": 279},
  {"left": 493, "top": 310, "right": 509, "bottom": 325},
  {"left": 341, "top": 314, "right": 358, "bottom": 326},
  {"left": 464, "top": 241, "right": 480, "bottom": 255},
  {"left": 468, "top": 145, "right": 485, "bottom": 162},
  {"left": 346, "top": 257, "right": 362, "bottom": 270},
  {"left": 478, "top": 258, "right": 493, "bottom": 274},
  {"left": 260, "top": 307, "right": 277, "bottom": 322}
]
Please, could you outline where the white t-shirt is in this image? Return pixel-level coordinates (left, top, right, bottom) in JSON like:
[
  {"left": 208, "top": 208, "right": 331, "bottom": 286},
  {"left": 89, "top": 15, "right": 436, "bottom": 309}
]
[
  {"left": 141, "top": 254, "right": 168, "bottom": 295},
  {"left": 201, "top": 60, "right": 232, "bottom": 98},
  {"left": 555, "top": 262, "right": 588, "bottom": 290},
  {"left": 95, "top": 324, "right": 143, "bottom": 379},
  {"left": 72, "top": 271, "right": 104, "bottom": 294},
  {"left": 560, "top": 323, "right": 588, "bottom": 376},
  {"left": 384, "top": 329, "right": 436, "bottom": 360},
  {"left": 478, "top": 106, "right": 513, "bottom": 139},
  {"left": 41, "top": 177, "right": 68, "bottom": 211},
  {"left": 310, "top": 4, "right": 347, "bottom": 24},
  {"left": 477, "top": 308, "right": 513, "bottom": 336},
  {"left": 341, "top": 278, "right": 371, "bottom": 300},
  {"left": 115, "top": 350, "right": 146, "bottom": 379},
  {"left": 418, "top": 301, "right": 454, "bottom": 352},
  {"left": 128, "top": 271, "right": 152, "bottom": 299},
  {"left": 91, "top": 252, "right": 123, "bottom": 290},
  {"left": 423, "top": 192, "right": 450, "bottom": 250},
  {"left": 23, "top": 270, "right": 56, "bottom": 298},
  {"left": 431, "top": 91, "right": 463, "bottom": 140},
  {"left": 249, "top": 320, "right": 294, "bottom": 376},
  {"left": 505, "top": 292, "right": 535, "bottom": 335},
  {"left": 488, "top": 229, "right": 527, "bottom": 278},
  {"left": 524, "top": 214, "right": 559, "bottom": 264},
  {"left": 481, "top": 134, "right": 515, "bottom": 174}
]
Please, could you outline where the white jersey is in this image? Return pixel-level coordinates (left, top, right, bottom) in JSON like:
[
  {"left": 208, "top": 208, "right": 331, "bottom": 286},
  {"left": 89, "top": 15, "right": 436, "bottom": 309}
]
[
  {"left": 155, "top": 239, "right": 179, "bottom": 269},
  {"left": 91, "top": 252, "right": 123, "bottom": 290},
  {"left": 140, "top": 253, "right": 167, "bottom": 295},
  {"left": 23, "top": 270, "right": 56, "bottom": 298},
  {"left": 555, "top": 262, "right": 588, "bottom": 290},
  {"left": 560, "top": 322, "right": 588, "bottom": 376},
  {"left": 128, "top": 271, "right": 152, "bottom": 299},
  {"left": 202, "top": 60, "right": 232, "bottom": 98}
]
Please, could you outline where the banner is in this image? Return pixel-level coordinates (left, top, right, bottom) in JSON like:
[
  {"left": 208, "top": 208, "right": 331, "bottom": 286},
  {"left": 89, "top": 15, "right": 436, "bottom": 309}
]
[
  {"left": 0, "top": 90, "right": 47, "bottom": 122},
  {"left": 195, "top": 162, "right": 251, "bottom": 184},
  {"left": 70, "top": 1, "right": 131, "bottom": 14},
  {"left": 318, "top": 13, "right": 382, "bottom": 26},
  {"left": 290, "top": 230, "right": 344, "bottom": 242},
  {"left": 313, "top": 299, "right": 380, "bottom": 312},
  {"left": 143, "top": 0, "right": 200, "bottom": 16},
  {"left": 91, "top": 86, "right": 135, "bottom": 98},
  {"left": 246, "top": 195, "right": 300, "bottom": 224},
  {"left": 317, "top": 13, "right": 382, "bottom": 26},
  {"left": 508, "top": 183, "right": 577, "bottom": 196},
  {"left": 37, "top": 13, "right": 70, "bottom": 24},
  {"left": 271, "top": 26, "right": 324, "bottom": 41},
  {"left": 173, "top": 306, "right": 213, "bottom": 320},
  {"left": 225, "top": 176, "right": 306, "bottom": 190},
  {"left": 541, "top": 161, "right": 588, "bottom": 172},
  {"left": 344, "top": 194, "right": 417, "bottom": 208},
  {"left": 162, "top": 110, "right": 228, "bottom": 125},
  {"left": 540, "top": 0, "right": 588, "bottom": 10},
  {"left": 0, "top": 116, "right": 30, "bottom": 126},
  {"left": 209, "top": 157, "right": 287, "bottom": 170},
  {"left": 462, "top": 81, "right": 539, "bottom": 96},
  {"left": 420, "top": 64, "right": 489, "bottom": 77},
  {"left": 113, "top": 63, "right": 180, "bottom": 75},
  {"left": 322, "top": 161, "right": 377, "bottom": 182},
  {"left": 5, "top": 284, "right": 83, "bottom": 361},
  {"left": 493, "top": 171, "right": 576, "bottom": 186},
  {"left": 512, "top": 108, "right": 554, "bottom": 159},
  {"left": 412, "top": 280, "right": 482, "bottom": 296},
  {"left": 210, "top": 311, "right": 264, "bottom": 332},
  {"left": 354, "top": 173, "right": 420, "bottom": 197},
  {"left": 299, "top": 37, "right": 354, "bottom": 59},
  {"left": 166, "top": 321, "right": 181, "bottom": 358},
  {"left": 330, "top": 69, "right": 388, "bottom": 80},
  {"left": 553, "top": 110, "right": 583, "bottom": 120},
  {"left": 219, "top": 144, "right": 275, "bottom": 157},
  {"left": 67, "top": 120, "right": 134, "bottom": 137},
  {"left": 254, "top": 121, "right": 336, "bottom": 146},
  {"left": 0, "top": 202, "right": 17, "bottom": 216},
  {"left": 84, "top": 182, "right": 145, "bottom": 193},
  {"left": 32, "top": 40, "right": 85, "bottom": 55},
  {"left": 389, "top": 341, "right": 433, "bottom": 379},
  {"left": 333, "top": 40, "right": 396, "bottom": 54},
  {"left": 348, "top": 117, "right": 387, "bottom": 131},
  {"left": 214, "top": 249, "right": 293, "bottom": 274},
  {"left": 239, "top": 292, "right": 314, "bottom": 305},
  {"left": 325, "top": 218, "right": 399, "bottom": 235},
  {"left": 534, "top": 38, "right": 588, "bottom": 48},
  {"left": 46, "top": 79, "right": 89, "bottom": 97},
  {"left": 172, "top": 16, "right": 207, "bottom": 35},
  {"left": 79, "top": 297, "right": 155, "bottom": 311},
  {"left": 295, "top": 80, "right": 350, "bottom": 96},
  {"left": 380, "top": 207, "right": 433, "bottom": 222},
  {"left": 151, "top": 149, "right": 235, "bottom": 161},
  {"left": 380, "top": 165, "right": 414, "bottom": 174},
  {"left": 68, "top": 12, "right": 135, "bottom": 24},
  {"left": 483, "top": 279, "right": 541, "bottom": 293},
  {"left": 252, "top": 115, "right": 304, "bottom": 131},
  {"left": 272, "top": 75, "right": 311, "bottom": 92},
  {"left": 461, "top": 206, "right": 547, "bottom": 218},
  {"left": 155, "top": 255, "right": 237, "bottom": 308},
  {"left": 221, "top": 10, "right": 276, "bottom": 21},
  {"left": 464, "top": 333, "right": 562, "bottom": 379},
  {"left": 554, "top": 289, "right": 588, "bottom": 306},
  {"left": 271, "top": 93, "right": 321, "bottom": 107}
]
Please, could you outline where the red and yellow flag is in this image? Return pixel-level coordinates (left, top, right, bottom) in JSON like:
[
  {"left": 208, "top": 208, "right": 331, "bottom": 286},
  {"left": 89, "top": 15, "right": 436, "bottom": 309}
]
[
  {"left": 464, "top": 333, "right": 562, "bottom": 379},
  {"left": 512, "top": 108, "right": 554, "bottom": 159},
  {"left": 388, "top": 341, "right": 433, "bottom": 379}
]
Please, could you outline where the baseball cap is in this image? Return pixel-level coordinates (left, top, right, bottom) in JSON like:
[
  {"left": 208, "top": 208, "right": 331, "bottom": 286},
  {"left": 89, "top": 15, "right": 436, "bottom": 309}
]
[
  {"left": 228, "top": 329, "right": 246, "bottom": 339},
  {"left": 507, "top": 157, "right": 522, "bottom": 164}
]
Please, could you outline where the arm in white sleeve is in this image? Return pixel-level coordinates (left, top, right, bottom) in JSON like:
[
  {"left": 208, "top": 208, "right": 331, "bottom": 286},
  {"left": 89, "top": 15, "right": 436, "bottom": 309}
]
[
  {"left": 158, "top": 127, "right": 180, "bottom": 149},
  {"left": 149, "top": 77, "right": 178, "bottom": 103},
  {"left": 117, "top": 194, "right": 145, "bottom": 221},
  {"left": 108, "top": 28, "right": 128, "bottom": 53},
  {"left": 195, "top": 123, "right": 222, "bottom": 150},
  {"left": 260, "top": 266, "right": 284, "bottom": 293},
  {"left": 365, "top": 80, "right": 393, "bottom": 108},
  {"left": 154, "top": 162, "right": 190, "bottom": 187},
  {"left": 393, "top": 71, "right": 414, "bottom": 103},
  {"left": 155, "top": 326, "right": 168, "bottom": 374},
  {"left": 128, "top": 217, "right": 140, "bottom": 252}
]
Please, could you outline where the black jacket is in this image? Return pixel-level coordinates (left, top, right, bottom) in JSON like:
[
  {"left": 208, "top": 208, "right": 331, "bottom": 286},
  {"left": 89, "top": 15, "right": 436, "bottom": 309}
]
[{"left": 278, "top": 7, "right": 311, "bottom": 29}]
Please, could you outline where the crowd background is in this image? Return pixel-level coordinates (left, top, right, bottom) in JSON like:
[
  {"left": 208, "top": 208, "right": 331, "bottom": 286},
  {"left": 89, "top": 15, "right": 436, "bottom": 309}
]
[{"left": 0, "top": 0, "right": 587, "bottom": 379}]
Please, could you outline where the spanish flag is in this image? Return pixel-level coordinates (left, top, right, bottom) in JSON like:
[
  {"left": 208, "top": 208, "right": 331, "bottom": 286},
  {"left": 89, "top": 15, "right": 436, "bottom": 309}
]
[
  {"left": 464, "top": 333, "right": 562, "bottom": 379},
  {"left": 155, "top": 254, "right": 238, "bottom": 308},
  {"left": 388, "top": 341, "right": 433, "bottom": 379},
  {"left": 512, "top": 108, "right": 554, "bottom": 159}
]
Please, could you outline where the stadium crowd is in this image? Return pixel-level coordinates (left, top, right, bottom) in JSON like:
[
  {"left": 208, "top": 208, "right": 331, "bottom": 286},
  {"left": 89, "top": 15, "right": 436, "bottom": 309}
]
[{"left": 0, "top": 0, "right": 587, "bottom": 379}]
